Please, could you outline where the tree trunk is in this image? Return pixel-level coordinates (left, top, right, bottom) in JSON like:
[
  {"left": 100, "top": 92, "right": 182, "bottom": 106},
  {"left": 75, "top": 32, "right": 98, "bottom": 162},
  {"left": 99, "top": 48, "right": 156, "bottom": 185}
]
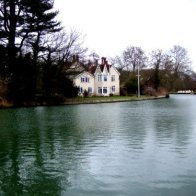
[{"left": 8, "top": 0, "right": 17, "bottom": 73}]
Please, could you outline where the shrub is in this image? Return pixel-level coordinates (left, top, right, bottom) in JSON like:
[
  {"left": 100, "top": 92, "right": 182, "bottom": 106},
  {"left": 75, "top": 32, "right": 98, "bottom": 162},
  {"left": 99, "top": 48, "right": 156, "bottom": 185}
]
[
  {"left": 143, "top": 86, "right": 156, "bottom": 96},
  {"left": 83, "top": 90, "right": 88, "bottom": 97}
]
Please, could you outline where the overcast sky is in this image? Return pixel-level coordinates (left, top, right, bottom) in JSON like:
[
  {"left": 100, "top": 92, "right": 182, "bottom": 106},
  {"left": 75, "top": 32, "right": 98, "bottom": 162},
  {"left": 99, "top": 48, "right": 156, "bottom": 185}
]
[{"left": 54, "top": 0, "right": 196, "bottom": 70}]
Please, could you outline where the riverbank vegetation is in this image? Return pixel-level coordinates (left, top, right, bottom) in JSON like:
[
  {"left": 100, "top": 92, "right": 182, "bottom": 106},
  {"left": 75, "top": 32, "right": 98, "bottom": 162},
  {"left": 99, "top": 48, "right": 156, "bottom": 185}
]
[
  {"left": 0, "top": 95, "right": 168, "bottom": 108},
  {"left": 113, "top": 46, "right": 196, "bottom": 96},
  {"left": 0, "top": 0, "right": 196, "bottom": 108}
]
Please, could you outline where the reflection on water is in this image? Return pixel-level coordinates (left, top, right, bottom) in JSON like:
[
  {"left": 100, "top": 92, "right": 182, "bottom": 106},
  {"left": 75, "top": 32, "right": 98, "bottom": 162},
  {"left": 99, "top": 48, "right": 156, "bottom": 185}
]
[{"left": 1, "top": 95, "right": 196, "bottom": 195}]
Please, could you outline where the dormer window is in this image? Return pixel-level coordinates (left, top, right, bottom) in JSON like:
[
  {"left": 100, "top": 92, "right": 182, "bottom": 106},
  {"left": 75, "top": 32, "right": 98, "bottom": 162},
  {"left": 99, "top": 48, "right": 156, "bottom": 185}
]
[
  {"left": 98, "top": 75, "right": 102, "bottom": 82},
  {"left": 104, "top": 75, "right": 107, "bottom": 81}
]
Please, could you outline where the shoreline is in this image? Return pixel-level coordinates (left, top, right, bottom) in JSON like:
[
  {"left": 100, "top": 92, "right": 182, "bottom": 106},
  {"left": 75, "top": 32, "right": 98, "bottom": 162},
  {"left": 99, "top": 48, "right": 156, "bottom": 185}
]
[
  {"left": 0, "top": 95, "right": 168, "bottom": 109},
  {"left": 62, "top": 95, "right": 168, "bottom": 105}
]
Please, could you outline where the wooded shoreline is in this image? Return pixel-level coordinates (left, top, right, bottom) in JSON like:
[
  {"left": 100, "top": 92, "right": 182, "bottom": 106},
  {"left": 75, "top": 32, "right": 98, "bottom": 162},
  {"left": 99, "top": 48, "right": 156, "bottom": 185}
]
[{"left": 0, "top": 95, "right": 169, "bottom": 109}]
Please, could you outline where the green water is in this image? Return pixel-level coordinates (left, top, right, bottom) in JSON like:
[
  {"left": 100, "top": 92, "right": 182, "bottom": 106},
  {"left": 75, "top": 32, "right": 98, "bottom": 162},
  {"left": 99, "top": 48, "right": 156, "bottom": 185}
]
[{"left": 0, "top": 95, "right": 196, "bottom": 196}]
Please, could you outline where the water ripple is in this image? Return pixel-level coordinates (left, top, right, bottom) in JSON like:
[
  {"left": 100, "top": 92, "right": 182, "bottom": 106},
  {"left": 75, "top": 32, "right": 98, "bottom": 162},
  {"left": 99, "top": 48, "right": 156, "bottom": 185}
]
[{"left": 1, "top": 95, "right": 196, "bottom": 195}]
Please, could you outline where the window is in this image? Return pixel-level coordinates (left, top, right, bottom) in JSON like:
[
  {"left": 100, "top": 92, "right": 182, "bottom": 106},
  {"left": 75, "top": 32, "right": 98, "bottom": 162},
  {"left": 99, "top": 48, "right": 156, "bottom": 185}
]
[
  {"left": 88, "top": 87, "right": 92, "bottom": 93},
  {"left": 98, "top": 75, "right": 102, "bottom": 82},
  {"left": 111, "top": 86, "right": 115, "bottom": 92},
  {"left": 98, "top": 87, "right": 102, "bottom": 94},
  {"left": 81, "top": 77, "right": 85, "bottom": 83},
  {"left": 85, "top": 77, "right": 89, "bottom": 82},
  {"left": 81, "top": 77, "right": 90, "bottom": 83},
  {"left": 104, "top": 75, "right": 107, "bottom": 81},
  {"left": 103, "top": 87, "right": 107, "bottom": 94},
  {"left": 111, "top": 75, "right": 115, "bottom": 81}
]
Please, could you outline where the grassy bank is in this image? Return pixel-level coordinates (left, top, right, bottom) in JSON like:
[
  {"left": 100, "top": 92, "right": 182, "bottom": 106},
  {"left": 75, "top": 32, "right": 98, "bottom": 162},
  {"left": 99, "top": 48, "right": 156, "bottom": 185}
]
[{"left": 63, "top": 95, "right": 168, "bottom": 105}]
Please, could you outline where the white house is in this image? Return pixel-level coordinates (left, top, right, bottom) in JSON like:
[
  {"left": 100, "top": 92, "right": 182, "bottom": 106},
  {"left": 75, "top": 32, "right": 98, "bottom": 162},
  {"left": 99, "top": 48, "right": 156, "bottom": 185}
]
[
  {"left": 74, "top": 71, "right": 95, "bottom": 96},
  {"left": 70, "top": 57, "right": 120, "bottom": 96},
  {"left": 93, "top": 57, "right": 120, "bottom": 96}
]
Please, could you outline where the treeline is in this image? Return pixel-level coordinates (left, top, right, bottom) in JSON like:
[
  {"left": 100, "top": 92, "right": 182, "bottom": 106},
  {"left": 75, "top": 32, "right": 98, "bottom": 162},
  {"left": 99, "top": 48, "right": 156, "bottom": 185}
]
[
  {"left": 0, "top": 0, "right": 196, "bottom": 106},
  {"left": 111, "top": 46, "right": 196, "bottom": 95},
  {"left": 0, "top": 0, "right": 87, "bottom": 105}
]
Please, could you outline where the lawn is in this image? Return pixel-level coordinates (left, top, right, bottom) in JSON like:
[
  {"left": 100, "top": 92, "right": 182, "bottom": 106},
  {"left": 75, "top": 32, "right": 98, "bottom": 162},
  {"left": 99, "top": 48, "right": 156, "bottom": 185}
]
[{"left": 64, "top": 95, "right": 164, "bottom": 104}]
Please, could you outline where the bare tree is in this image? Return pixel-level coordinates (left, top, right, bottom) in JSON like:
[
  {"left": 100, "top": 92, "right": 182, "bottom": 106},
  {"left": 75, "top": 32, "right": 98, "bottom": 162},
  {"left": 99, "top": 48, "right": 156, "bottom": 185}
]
[
  {"left": 150, "top": 49, "right": 165, "bottom": 68},
  {"left": 149, "top": 49, "right": 166, "bottom": 90},
  {"left": 89, "top": 52, "right": 99, "bottom": 62},
  {"left": 111, "top": 55, "right": 127, "bottom": 73},
  {"left": 56, "top": 30, "right": 88, "bottom": 64},
  {"left": 123, "top": 46, "right": 147, "bottom": 72},
  {"left": 111, "top": 46, "right": 147, "bottom": 74},
  {"left": 162, "top": 54, "right": 173, "bottom": 71},
  {"left": 169, "top": 45, "right": 191, "bottom": 75},
  {"left": 34, "top": 30, "right": 88, "bottom": 67}
]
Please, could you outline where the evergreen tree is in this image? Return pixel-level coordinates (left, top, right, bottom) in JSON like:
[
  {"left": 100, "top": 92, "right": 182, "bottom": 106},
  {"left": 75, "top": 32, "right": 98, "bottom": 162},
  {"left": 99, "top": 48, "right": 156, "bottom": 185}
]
[
  {"left": 0, "top": 0, "right": 61, "bottom": 60},
  {"left": 0, "top": 0, "right": 61, "bottom": 102}
]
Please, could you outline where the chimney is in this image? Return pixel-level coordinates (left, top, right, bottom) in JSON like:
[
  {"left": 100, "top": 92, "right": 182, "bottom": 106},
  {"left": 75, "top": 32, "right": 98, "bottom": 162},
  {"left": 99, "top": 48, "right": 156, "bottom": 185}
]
[
  {"left": 101, "top": 57, "right": 104, "bottom": 65},
  {"left": 101, "top": 57, "right": 107, "bottom": 65}
]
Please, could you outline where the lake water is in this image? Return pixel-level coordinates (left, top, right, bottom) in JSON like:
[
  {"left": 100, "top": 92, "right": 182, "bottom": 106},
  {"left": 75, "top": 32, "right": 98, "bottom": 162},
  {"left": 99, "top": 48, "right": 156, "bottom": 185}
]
[{"left": 0, "top": 95, "right": 196, "bottom": 196}]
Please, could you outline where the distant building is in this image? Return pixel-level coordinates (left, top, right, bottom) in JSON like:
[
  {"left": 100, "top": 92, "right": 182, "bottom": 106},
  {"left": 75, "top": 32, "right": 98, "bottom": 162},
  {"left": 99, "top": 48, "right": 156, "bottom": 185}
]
[{"left": 68, "top": 56, "right": 120, "bottom": 96}]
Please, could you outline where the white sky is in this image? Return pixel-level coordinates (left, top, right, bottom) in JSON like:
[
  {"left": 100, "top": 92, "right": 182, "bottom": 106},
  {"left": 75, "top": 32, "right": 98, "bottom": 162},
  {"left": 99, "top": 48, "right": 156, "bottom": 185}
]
[{"left": 54, "top": 0, "right": 196, "bottom": 70}]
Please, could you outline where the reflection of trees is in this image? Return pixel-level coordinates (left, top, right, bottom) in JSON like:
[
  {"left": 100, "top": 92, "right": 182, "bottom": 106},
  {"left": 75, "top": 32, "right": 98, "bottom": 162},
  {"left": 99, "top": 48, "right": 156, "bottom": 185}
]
[
  {"left": 0, "top": 134, "right": 23, "bottom": 195},
  {"left": 0, "top": 105, "right": 103, "bottom": 195},
  {"left": 0, "top": 110, "right": 23, "bottom": 195},
  {"left": 0, "top": 108, "right": 68, "bottom": 195}
]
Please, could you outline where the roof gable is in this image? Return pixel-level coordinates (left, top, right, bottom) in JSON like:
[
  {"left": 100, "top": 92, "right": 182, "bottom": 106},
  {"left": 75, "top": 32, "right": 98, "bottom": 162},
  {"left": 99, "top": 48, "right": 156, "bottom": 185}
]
[
  {"left": 94, "top": 65, "right": 101, "bottom": 74},
  {"left": 67, "top": 56, "right": 119, "bottom": 77}
]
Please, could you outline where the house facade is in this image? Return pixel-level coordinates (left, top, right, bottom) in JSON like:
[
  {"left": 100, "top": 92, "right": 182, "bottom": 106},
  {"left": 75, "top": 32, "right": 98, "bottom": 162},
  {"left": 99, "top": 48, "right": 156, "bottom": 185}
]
[
  {"left": 74, "top": 71, "right": 95, "bottom": 96},
  {"left": 72, "top": 57, "right": 120, "bottom": 96}
]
